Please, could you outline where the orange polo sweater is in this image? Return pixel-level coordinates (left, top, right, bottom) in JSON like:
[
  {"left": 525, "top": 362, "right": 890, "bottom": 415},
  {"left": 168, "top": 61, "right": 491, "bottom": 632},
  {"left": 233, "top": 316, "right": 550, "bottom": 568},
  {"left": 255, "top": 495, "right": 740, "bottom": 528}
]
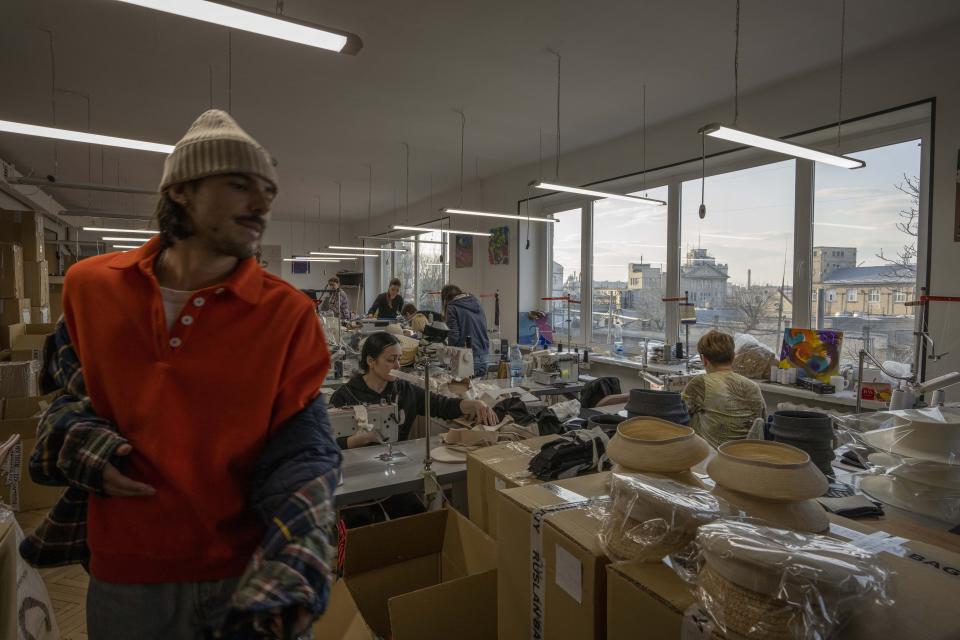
[{"left": 62, "top": 237, "right": 329, "bottom": 583}]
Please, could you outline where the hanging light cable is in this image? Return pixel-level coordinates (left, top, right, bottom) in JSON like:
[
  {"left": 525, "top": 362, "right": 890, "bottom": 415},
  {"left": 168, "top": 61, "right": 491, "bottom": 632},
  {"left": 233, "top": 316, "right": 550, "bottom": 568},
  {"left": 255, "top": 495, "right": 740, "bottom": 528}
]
[{"left": 698, "top": 0, "right": 864, "bottom": 169}]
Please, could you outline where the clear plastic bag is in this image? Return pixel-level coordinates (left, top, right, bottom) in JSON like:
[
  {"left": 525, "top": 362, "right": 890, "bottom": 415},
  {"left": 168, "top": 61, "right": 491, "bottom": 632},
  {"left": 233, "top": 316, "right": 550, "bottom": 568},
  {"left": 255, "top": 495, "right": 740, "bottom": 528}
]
[
  {"left": 680, "top": 519, "right": 892, "bottom": 640},
  {"left": 0, "top": 508, "right": 61, "bottom": 640},
  {"left": 597, "top": 473, "right": 733, "bottom": 562}
]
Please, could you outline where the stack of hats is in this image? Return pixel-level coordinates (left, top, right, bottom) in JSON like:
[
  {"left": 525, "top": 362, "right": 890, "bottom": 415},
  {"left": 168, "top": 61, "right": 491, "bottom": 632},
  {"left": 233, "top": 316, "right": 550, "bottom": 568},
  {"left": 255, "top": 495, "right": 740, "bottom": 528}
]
[
  {"left": 606, "top": 417, "right": 711, "bottom": 487},
  {"left": 600, "top": 473, "right": 731, "bottom": 562},
  {"left": 856, "top": 407, "right": 960, "bottom": 525},
  {"left": 707, "top": 441, "right": 829, "bottom": 533},
  {"left": 694, "top": 520, "right": 890, "bottom": 640},
  {"left": 769, "top": 410, "right": 835, "bottom": 477},
  {"left": 625, "top": 388, "right": 690, "bottom": 425}
]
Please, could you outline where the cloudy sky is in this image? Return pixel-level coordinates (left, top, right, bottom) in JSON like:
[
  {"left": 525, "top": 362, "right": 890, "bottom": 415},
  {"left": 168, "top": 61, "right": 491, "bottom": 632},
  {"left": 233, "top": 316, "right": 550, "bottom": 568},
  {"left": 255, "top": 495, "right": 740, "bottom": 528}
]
[{"left": 553, "top": 139, "right": 921, "bottom": 290}]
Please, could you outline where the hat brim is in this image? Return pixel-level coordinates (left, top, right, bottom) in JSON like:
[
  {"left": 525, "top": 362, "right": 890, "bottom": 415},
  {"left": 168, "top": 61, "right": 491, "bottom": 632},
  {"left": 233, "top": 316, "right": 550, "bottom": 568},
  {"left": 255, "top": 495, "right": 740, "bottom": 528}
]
[
  {"left": 712, "top": 486, "right": 829, "bottom": 534},
  {"left": 859, "top": 475, "right": 960, "bottom": 525}
]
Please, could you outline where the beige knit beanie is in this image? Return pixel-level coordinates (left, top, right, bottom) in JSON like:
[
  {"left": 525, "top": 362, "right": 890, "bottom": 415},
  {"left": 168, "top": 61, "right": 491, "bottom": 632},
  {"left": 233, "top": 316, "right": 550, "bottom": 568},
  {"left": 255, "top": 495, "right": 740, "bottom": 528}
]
[{"left": 159, "top": 109, "right": 279, "bottom": 191}]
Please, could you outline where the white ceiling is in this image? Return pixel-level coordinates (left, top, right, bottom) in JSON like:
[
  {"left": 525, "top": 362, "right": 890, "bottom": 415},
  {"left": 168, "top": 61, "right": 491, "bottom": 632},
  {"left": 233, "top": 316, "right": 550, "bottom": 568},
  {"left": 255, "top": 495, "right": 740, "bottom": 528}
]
[{"left": 1, "top": 0, "right": 959, "bottom": 223}]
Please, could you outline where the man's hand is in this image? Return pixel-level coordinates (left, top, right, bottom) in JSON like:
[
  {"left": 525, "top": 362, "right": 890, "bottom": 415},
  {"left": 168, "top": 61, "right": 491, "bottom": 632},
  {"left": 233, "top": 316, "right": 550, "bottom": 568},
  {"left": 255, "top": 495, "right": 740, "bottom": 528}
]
[
  {"left": 102, "top": 444, "right": 155, "bottom": 497},
  {"left": 267, "top": 606, "right": 311, "bottom": 639}
]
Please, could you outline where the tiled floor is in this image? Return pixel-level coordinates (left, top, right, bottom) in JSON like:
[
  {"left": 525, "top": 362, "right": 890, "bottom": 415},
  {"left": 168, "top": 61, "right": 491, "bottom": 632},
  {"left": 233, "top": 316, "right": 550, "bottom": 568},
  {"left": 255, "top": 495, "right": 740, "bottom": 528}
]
[{"left": 15, "top": 509, "right": 89, "bottom": 640}]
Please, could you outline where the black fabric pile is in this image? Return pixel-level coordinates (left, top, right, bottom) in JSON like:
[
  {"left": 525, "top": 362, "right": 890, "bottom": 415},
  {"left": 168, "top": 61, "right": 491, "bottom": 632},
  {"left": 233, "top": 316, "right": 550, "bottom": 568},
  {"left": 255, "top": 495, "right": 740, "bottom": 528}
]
[
  {"left": 579, "top": 376, "right": 622, "bottom": 409},
  {"left": 492, "top": 397, "right": 578, "bottom": 436},
  {"left": 528, "top": 430, "right": 611, "bottom": 480}
]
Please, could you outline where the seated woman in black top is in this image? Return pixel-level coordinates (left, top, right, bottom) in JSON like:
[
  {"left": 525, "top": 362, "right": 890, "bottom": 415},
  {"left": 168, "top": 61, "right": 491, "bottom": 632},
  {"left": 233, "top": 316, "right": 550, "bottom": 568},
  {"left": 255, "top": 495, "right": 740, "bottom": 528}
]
[
  {"left": 366, "top": 277, "right": 404, "bottom": 319},
  {"left": 329, "top": 331, "right": 497, "bottom": 449}
]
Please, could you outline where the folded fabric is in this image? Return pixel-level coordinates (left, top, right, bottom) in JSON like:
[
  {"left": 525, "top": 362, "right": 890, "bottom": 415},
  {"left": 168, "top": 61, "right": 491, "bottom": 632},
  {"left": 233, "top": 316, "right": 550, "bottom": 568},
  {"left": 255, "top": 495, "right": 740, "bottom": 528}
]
[
  {"left": 528, "top": 428, "right": 611, "bottom": 480},
  {"left": 815, "top": 495, "right": 884, "bottom": 518}
]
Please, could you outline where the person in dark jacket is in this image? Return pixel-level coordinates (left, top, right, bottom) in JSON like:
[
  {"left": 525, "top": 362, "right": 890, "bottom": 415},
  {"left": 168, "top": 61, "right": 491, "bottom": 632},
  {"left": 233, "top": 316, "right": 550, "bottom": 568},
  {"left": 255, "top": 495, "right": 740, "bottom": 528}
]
[
  {"left": 441, "top": 284, "right": 490, "bottom": 377},
  {"left": 330, "top": 331, "right": 496, "bottom": 448},
  {"left": 366, "top": 277, "right": 404, "bottom": 318}
]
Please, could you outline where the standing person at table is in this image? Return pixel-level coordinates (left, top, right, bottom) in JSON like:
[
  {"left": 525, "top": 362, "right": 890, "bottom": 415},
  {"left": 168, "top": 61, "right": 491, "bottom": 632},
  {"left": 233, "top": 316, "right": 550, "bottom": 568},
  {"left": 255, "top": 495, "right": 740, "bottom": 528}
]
[
  {"left": 319, "top": 275, "right": 352, "bottom": 319},
  {"left": 366, "top": 277, "right": 404, "bottom": 319},
  {"left": 330, "top": 331, "right": 497, "bottom": 449},
  {"left": 20, "top": 110, "right": 340, "bottom": 640},
  {"left": 441, "top": 284, "right": 489, "bottom": 378},
  {"left": 683, "top": 330, "right": 766, "bottom": 448}
]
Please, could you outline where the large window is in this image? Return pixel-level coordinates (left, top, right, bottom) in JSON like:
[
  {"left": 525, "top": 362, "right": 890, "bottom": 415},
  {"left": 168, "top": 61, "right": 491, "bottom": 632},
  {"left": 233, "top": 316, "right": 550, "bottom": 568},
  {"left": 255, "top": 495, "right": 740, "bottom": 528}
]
[
  {"left": 591, "top": 186, "right": 669, "bottom": 352},
  {"left": 549, "top": 208, "right": 583, "bottom": 343},
  {"left": 680, "top": 160, "right": 796, "bottom": 353},
  {"left": 812, "top": 139, "right": 922, "bottom": 367},
  {"left": 417, "top": 230, "right": 447, "bottom": 313}
]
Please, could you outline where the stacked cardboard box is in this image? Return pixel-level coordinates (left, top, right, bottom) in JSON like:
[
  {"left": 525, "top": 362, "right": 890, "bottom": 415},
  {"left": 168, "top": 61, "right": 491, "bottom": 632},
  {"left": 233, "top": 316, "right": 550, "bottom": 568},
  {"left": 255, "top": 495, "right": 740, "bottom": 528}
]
[
  {"left": 23, "top": 260, "right": 49, "bottom": 308},
  {"left": 606, "top": 515, "right": 960, "bottom": 640},
  {"left": 0, "top": 361, "right": 39, "bottom": 398},
  {"left": 0, "top": 211, "right": 45, "bottom": 262},
  {"left": 498, "top": 472, "right": 613, "bottom": 640},
  {"left": 0, "top": 393, "right": 63, "bottom": 512},
  {"left": 313, "top": 509, "right": 498, "bottom": 640},
  {"left": 7, "top": 323, "right": 55, "bottom": 364},
  {"left": 466, "top": 434, "right": 561, "bottom": 537},
  {"left": 0, "top": 243, "right": 24, "bottom": 300}
]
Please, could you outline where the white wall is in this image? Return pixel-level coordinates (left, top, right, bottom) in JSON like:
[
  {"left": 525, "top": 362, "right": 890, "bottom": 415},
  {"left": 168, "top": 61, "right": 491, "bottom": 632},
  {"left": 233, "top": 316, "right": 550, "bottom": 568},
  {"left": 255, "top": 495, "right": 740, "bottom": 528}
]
[
  {"left": 259, "top": 220, "right": 356, "bottom": 290},
  {"left": 345, "top": 23, "right": 960, "bottom": 397}
]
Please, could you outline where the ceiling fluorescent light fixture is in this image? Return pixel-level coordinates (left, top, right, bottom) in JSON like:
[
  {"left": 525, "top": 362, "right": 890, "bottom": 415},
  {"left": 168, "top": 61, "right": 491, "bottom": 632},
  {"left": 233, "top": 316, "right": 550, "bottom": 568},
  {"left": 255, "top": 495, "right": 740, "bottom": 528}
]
[
  {"left": 112, "top": 244, "right": 142, "bottom": 249},
  {"left": 441, "top": 208, "right": 557, "bottom": 223},
  {"left": 112, "top": 0, "right": 362, "bottom": 54},
  {"left": 0, "top": 119, "right": 174, "bottom": 153},
  {"left": 309, "top": 251, "right": 378, "bottom": 258},
  {"left": 284, "top": 257, "right": 342, "bottom": 262},
  {"left": 699, "top": 124, "right": 865, "bottom": 169},
  {"left": 392, "top": 225, "right": 491, "bottom": 237},
  {"left": 101, "top": 236, "right": 150, "bottom": 242},
  {"left": 83, "top": 227, "right": 158, "bottom": 234},
  {"left": 529, "top": 181, "right": 666, "bottom": 205},
  {"left": 327, "top": 245, "right": 407, "bottom": 253}
]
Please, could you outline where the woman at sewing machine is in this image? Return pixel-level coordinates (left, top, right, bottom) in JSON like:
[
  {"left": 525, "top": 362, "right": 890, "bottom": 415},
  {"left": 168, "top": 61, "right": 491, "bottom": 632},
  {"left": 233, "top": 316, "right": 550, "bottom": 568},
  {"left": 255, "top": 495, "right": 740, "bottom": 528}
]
[
  {"left": 366, "top": 277, "right": 405, "bottom": 319},
  {"left": 330, "top": 331, "right": 498, "bottom": 448},
  {"left": 682, "top": 330, "right": 766, "bottom": 448}
]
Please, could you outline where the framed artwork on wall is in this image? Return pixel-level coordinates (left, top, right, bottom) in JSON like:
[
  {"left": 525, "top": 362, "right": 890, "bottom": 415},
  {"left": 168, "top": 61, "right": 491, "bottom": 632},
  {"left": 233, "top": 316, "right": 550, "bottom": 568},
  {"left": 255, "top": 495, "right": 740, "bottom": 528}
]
[
  {"left": 455, "top": 234, "right": 473, "bottom": 268},
  {"left": 488, "top": 225, "right": 509, "bottom": 265}
]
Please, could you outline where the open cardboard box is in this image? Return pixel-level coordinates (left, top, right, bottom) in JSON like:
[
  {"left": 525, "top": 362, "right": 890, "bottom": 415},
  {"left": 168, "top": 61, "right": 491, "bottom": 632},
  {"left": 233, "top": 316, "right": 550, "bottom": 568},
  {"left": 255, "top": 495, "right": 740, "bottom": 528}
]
[
  {"left": 0, "top": 393, "right": 62, "bottom": 512},
  {"left": 606, "top": 514, "right": 960, "bottom": 640},
  {"left": 314, "top": 508, "right": 498, "bottom": 640},
  {"left": 466, "top": 434, "right": 560, "bottom": 537}
]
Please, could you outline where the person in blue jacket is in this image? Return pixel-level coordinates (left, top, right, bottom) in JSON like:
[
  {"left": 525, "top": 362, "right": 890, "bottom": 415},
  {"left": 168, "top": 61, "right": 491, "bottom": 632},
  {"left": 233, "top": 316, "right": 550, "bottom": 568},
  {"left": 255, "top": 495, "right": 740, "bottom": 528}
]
[{"left": 441, "top": 284, "right": 490, "bottom": 378}]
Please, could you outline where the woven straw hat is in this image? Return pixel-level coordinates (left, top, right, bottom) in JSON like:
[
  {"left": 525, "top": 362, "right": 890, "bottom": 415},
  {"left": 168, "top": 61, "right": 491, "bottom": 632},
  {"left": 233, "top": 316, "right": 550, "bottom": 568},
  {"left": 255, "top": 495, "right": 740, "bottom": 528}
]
[
  {"left": 607, "top": 417, "right": 711, "bottom": 474},
  {"left": 707, "top": 441, "right": 828, "bottom": 502},
  {"left": 711, "top": 486, "right": 829, "bottom": 533},
  {"left": 697, "top": 565, "right": 798, "bottom": 640},
  {"left": 602, "top": 473, "right": 725, "bottom": 562},
  {"left": 861, "top": 407, "right": 960, "bottom": 465}
]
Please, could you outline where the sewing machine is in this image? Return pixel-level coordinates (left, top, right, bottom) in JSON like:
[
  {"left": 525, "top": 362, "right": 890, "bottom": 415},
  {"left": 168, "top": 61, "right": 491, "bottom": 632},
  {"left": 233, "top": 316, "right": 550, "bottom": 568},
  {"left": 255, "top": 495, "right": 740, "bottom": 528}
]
[
  {"left": 532, "top": 352, "right": 580, "bottom": 385},
  {"left": 328, "top": 402, "right": 402, "bottom": 443},
  {"left": 426, "top": 344, "right": 475, "bottom": 380}
]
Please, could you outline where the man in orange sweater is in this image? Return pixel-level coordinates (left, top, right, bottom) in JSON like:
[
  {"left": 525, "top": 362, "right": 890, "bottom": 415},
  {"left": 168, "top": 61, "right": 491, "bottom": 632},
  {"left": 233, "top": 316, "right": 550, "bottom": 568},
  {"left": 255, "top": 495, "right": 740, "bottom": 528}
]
[{"left": 46, "top": 110, "right": 333, "bottom": 638}]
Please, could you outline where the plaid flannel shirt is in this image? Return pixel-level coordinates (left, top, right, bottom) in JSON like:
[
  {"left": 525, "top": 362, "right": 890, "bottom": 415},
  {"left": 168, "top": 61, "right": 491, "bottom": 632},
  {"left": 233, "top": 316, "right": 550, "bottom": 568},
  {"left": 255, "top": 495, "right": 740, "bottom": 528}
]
[{"left": 20, "top": 320, "right": 341, "bottom": 636}]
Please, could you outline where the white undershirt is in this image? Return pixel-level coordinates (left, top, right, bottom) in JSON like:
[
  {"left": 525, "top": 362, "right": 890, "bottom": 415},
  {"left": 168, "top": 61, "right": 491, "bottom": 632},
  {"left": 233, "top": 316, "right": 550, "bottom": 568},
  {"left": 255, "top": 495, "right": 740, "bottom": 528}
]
[{"left": 159, "top": 286, "right": 194, "bottom": 331}]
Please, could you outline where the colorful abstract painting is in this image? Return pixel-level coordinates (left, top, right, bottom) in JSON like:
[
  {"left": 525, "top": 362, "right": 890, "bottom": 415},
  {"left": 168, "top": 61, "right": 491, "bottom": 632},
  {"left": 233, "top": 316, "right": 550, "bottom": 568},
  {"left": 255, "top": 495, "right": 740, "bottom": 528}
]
[
  {"left": 488, "top": 225, "right": 509, "bottom": 265},
  {"left": 455, "top": 234, "right": 473, "bottom": 268},
  {"left": 779, "top": 328, "right": 843, "bottom": 382}
]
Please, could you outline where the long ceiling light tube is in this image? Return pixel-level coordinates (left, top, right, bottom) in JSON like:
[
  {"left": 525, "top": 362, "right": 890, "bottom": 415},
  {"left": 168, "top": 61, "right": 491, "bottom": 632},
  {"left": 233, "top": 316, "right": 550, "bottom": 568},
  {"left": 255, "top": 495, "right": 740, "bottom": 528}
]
[
  {"left": 10, "top": 176, "right": 158, "bottom": 195},
  {"left": 309, "top": 251, "right": 379, "bottom": 258},
  {"left": 83, "top": 227, "right": 158, "bottom": 234},
  {"left": 529, "top": 181, "right": 667, "bottom": 205},
  {"left": 0, "top": 119, "right": 174, "bottom": 154},
  {"left": 392, "top": 224, "right": 491, "bottom": 237},
  {"left": 101, "top": 236, "right": 149, "bottom": 242},
  {"left": 441, "top": 207, "right": 557, "bottom": 223},
  {"left": 699, "top": 124, "right": 865, "bottom": 169},
  {"left": 112, "top": 244, "right": 142, "bottom": 249},
  {"left": 327, "top": 245, "right": 407, "bottom": 253},
  {"left": 111, "top": 0, "right": 362, "bottom": 54},
  {"left": 283, "top": 258, "right": 342, "bottom": 263}
]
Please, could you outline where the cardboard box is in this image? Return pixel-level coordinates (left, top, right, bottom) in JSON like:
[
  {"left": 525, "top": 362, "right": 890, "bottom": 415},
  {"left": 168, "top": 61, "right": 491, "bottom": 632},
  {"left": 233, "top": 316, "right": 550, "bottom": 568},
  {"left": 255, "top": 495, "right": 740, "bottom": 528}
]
[
  {"left": 0, "top": 210, "right": 45, "bottom": 261},
  {"left": 498, "top": 472, "right": 612, "bottom": 640},
  {"left": 314, "top": 509, "right": 498, "bottom": 640},
  {"left": 0, "top": 417, "right": 63, "bottom": 512},
  {"left": 467, "top": 434, "right": 561, "bottom": 537},
  {"left": 0, "top": 361, "right": 39, "bottom": 398},
  {"left": 0, "top": 298, "right": 30, "bottom": 327},
  {"left": 23, "top": 261, "right": 49, "bottom": 308},
  {"left": 30, "top": 306, "right": 50, "bottom": 324},
  {"left": 0, "top": 244, "right": 24, "bottom": 300},
  {"left": 10, "top": 323, "right": 55, "bottom": 364},
  {"left": 860, "top": 381, "right": 893, "bottom": 403},
  {"left": 49, "top": 284, "right": 63, "bottom": 322},
  {"left": 606, "top": 516, "right": 960, "bottom": 640},
  {"left": 2, "top": 394, "right": 56, "bottom": 420}
]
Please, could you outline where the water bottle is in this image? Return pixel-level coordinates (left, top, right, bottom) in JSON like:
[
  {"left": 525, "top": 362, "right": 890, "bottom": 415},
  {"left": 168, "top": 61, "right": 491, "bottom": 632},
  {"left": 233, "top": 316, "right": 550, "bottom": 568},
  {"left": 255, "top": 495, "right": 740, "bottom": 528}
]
[
  {"left": 613, "top": 324, "right": 624, "bottom": 355},
  {"left": 508, "top": 345, "right": 523, "bottom": 382}
]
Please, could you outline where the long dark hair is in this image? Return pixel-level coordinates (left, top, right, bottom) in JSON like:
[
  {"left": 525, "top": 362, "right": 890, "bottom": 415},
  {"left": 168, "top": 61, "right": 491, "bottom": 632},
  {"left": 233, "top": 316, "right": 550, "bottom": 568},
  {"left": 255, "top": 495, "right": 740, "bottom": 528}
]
[
  {"left": 154, "top": 184, "right": 197, "bottom": 248},
  {"left": 359, "top": 331, "right": 401, "bottom": 373},
  {"left": 441, "top": 284, "right": 463, "bottom": 307}
]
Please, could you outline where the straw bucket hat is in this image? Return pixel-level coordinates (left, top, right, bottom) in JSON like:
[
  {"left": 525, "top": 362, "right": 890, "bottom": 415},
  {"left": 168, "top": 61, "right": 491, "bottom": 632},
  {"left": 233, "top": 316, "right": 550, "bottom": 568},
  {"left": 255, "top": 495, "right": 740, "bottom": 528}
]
[
  {"left": 859, "top": 474, "right": 960, "bottom": 525},
  {"left": 695, "top": 520, "right": 887, "bottom": 639},
  {"left": 707, "top": 441, "right": 828, "bottom": 502},
  {"left": 602, "top": 473, "right": 726, "bottom": 561},
  {"left": 607, "top": 417, "right": 711, "bottom": 474},
  {"left": 861, "top": 408, "right": 960, "bottom": 465},
  {"left": 711, "top": 486, "right": 829, "bottom": 533}
]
